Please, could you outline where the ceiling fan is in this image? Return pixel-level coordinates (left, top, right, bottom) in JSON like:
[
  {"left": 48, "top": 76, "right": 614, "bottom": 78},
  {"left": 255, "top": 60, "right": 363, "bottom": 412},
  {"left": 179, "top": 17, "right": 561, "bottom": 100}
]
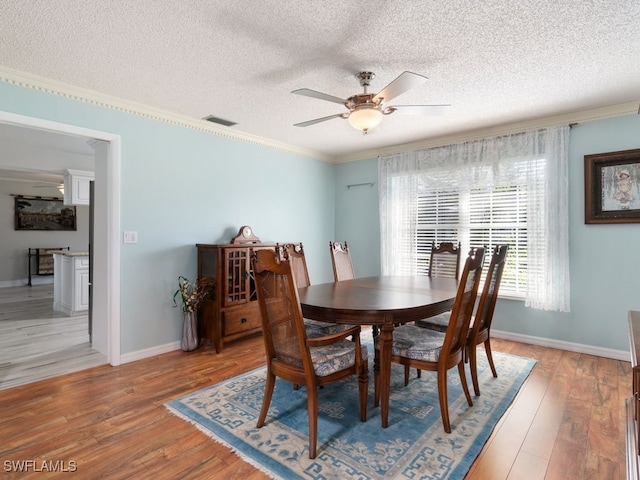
[{"left": 292, "top": 71, "right": 450, "bottom": 134}]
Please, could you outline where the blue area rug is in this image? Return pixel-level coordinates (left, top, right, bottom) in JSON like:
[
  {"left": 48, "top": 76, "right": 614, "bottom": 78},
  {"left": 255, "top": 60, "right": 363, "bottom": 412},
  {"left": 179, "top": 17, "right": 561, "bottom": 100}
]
[{"left": 166, "top": 341, "right": 535, "bottom": 480}]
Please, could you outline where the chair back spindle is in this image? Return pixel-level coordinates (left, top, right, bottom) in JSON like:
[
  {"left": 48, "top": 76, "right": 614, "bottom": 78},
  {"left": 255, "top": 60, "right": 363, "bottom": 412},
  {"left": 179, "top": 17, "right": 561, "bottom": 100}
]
[
  {"left": 428, "top": 241, "right": 461, "bottom": 279},
  {"left": 253, "top": 249, "right": 309, "bottom": 370},
  {"left": 278, "top": 243, "right": 310, "bottom": 288},
  {"left": 470, "top": 244, "right": 508, "bottom": 344},
  {"left": 329, "top": 241, "right": 355, "bottom": 282},
  {"left": 441, "top": 247, "right": 485, "bottom": 359}
]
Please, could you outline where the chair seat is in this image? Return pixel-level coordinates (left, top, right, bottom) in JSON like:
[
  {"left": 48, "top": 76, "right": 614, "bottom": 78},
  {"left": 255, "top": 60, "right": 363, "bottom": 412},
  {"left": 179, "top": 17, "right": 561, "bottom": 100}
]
[
  {"left": 304, "top": 319, "right": 355, "bottom": 338},
  {"left": 415, "top": 312, "right": 450, "bottom": 332},
  {"left": 312, "top": 343, "right": 368, "bottom": 377},
  {"left": 278, "top": 340, "right": 368, "bottom": 377},
  {"left": 374, "top": 325, "right": 445, "bottom": 362},
  {"left": 416, "top": 313, "right": 477, "bottom": 336}
]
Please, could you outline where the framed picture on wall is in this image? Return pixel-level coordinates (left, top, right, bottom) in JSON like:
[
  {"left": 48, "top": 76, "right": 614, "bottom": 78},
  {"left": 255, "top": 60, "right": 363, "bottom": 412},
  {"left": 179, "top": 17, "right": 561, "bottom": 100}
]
[
  {"left": 584, "top": 148, "right": 640, "bottom": 224},
  {"left": 14, "top": 196, "right": 77, "bottom": 231}
]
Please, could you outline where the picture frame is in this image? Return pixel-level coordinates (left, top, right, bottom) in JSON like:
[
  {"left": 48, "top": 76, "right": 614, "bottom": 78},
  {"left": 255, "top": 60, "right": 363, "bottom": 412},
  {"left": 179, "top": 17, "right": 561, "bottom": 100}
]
[
  {"left": 14, "top": 196, "right": 77, "bottom": 231},
  {"left": 584, "top": 148, "right": 640, "bottom": 224}
]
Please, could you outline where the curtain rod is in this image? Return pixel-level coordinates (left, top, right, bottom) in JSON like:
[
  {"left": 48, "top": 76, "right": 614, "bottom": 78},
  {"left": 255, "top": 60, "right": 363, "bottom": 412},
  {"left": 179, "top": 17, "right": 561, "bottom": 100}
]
[{"left": 346, "top": 182, "right": 375, "bottom": 189}]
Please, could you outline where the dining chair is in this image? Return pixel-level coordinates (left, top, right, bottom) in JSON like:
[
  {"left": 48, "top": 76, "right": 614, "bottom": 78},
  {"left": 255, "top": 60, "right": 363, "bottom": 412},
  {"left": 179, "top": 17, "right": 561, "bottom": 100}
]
[
  {"left": 251, "top": 248, "right": 368, "bottom": 459},
  {"left": 403, "top": 240, "right": 462, "bottom": 377},
  {"left": 416, "top": 244, "right": 508, "bottom": 396},
  {"left": 329, "top": 241, "right": 355, "bottom": 281},
  {"left": 373, "top": 247, "right": 485, "bottom": 433},
  {"left": 278, "top": 243, "right": 351, "bottom": 338},
  {"left": 428, "top": 241, "right": 461, "bottom": 279},
  {"left": 328, "top": 240, "right": 379, "bottom": 337}
]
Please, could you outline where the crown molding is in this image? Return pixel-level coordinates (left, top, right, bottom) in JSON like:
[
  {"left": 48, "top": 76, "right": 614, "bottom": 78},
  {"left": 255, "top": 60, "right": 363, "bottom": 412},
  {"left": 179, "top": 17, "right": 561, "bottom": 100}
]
[
  {"left": 0, "top": 175, "right": 59, "bottom": 184},
  {"left": 1, "top": 66, "right": 636, "bottom": 166},
  {"left": 333, "top": 101, "right": 640, "bottom": 163},
  {"left": 0, "top": 66, "right": 332, "bottom": 163}
]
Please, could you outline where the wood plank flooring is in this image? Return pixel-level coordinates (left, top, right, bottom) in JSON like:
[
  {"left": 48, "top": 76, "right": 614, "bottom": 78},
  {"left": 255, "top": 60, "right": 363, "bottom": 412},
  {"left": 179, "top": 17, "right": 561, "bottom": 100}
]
[
  {"left": 0, "top": 332, "right": 631, "bottom": 479},
  {"left": 0, "top": 284, "right": 106, "bottom": 391}
]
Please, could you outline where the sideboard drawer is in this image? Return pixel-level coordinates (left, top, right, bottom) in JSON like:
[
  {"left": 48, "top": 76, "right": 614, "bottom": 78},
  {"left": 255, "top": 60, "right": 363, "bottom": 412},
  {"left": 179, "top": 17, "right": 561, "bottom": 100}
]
[{"left": 223, "top": 305, "right": 262, "bottom": 336}]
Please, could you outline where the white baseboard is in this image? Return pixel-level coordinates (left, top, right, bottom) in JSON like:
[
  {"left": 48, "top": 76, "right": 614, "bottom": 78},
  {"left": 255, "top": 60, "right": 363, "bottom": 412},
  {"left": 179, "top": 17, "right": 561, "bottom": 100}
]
[
  {"left": 119, "top": 341, "right": 181, "bottom": 364},
  {"left": 0, "top": 277, "right": 54, "bottom": 288},
  {"left": 118, "top": 330, "right": 630, "bottom": 366},
  {"left": 492, "top": 329, "right": 630, "bottom": 362}
]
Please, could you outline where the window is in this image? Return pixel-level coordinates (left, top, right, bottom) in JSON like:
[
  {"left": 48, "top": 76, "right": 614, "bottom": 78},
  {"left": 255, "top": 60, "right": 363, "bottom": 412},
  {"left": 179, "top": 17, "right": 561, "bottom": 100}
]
[
  {"left": 417, "top": 181, "right": 529, "bottom": 298},
  {"left": 379, "top": 125, "right": 570, "bottom": 312},
  {"left": 416, "top": 188, "right": 459, "bottom": 276}
]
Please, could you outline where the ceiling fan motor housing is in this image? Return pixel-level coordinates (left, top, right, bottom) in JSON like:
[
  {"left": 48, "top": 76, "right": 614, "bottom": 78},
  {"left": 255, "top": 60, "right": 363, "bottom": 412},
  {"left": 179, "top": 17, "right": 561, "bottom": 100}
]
[
  {"left": 345, "top": 93, "right": 378, "bottom": 111},
  {"left": 356, "top": 71, "right": 375, "bottom": 88}
]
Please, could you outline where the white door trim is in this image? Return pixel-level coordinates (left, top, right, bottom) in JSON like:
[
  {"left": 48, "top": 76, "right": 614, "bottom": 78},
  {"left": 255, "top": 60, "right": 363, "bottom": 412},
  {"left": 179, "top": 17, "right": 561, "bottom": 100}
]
[{"left": 0, "top": 110, "right": 121, "bottom": 365}]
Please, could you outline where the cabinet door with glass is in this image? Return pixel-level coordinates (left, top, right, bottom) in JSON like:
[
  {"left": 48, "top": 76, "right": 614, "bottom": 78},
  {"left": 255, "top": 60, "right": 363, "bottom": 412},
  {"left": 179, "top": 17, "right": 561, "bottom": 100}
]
[{"left": 196, "top": 243, "right": 274, "bottom": 353}]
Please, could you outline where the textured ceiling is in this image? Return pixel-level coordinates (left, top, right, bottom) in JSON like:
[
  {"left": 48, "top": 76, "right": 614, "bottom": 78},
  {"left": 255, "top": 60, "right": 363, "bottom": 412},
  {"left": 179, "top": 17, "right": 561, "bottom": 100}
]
[{"left": 1, "top": 1, "right": 639, "bottom": 159}]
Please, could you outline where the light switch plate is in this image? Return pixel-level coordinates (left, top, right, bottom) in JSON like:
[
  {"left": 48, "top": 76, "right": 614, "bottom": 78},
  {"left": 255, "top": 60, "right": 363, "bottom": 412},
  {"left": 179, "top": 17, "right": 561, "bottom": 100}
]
[{"left": 123, "top": 231, "right": 138, "bottom": 244}]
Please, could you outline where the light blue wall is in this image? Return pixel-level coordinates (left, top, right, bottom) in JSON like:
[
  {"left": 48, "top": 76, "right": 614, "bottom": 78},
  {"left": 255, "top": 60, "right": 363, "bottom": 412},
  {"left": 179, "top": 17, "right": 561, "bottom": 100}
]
[
  {"left": 336, "top": 114, "right": 640, "bottom": 352},
  {"left": 4, "top": 78, "right": 639, "bottom": 354},
  {"left": 334, "top": 159, "right": 381, "bottom": 278},
  {"left": 0, "top": 82, "right": 336, "bottom": 354}
]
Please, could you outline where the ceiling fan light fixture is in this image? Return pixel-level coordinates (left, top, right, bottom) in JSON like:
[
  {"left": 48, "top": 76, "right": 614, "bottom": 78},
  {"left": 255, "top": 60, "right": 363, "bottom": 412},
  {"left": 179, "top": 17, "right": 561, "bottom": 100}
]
[
  {"left": 348, "top": 106, "right": 383, "bottom": 134},
  {"left": 292, "top": 71, "right": 443, "bottom": 132}
]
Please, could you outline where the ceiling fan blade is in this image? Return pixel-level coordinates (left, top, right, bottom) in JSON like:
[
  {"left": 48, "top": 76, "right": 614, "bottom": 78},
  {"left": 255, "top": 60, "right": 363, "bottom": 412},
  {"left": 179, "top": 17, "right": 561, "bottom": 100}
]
[
  {"left": 33, "top": 182, "right": 61, "bottom": 188},
  {"left": 294, "top": 113, "right": 345, "bottom": 127},
  {"left": 389, "top": 104, "right": 450, "bottom": 116},
  {"left": 291, "top": 88, "right": 346, "bottom": 105},
  {"left": 373, "top": 71, "right": 428, "bottom": 104}
]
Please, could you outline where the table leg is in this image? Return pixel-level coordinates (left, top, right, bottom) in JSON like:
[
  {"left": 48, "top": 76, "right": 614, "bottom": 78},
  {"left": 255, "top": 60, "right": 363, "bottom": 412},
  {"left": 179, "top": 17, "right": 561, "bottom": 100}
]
[{"left": 379, "top": 317, "right": 394, "bottom": 428}]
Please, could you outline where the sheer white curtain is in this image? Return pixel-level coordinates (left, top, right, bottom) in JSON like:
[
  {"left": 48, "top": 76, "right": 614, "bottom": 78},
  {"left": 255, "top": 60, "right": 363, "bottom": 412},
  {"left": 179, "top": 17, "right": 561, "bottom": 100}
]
[{"left": 379, "top": 125, "right": 570, "bottom": 312}]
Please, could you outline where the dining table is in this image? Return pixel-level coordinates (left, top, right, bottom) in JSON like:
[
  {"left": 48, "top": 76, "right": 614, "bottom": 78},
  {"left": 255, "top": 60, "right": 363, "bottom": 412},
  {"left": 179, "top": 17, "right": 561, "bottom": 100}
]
[{"left": 298, "top": 275, "right": 459, "bottom": 428}]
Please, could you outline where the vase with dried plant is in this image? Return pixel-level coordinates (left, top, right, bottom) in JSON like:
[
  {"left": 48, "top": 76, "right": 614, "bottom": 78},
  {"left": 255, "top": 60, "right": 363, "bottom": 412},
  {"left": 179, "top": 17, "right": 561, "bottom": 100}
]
[{"left": 173, "top": 276, "right": 215, "bottom": 351}]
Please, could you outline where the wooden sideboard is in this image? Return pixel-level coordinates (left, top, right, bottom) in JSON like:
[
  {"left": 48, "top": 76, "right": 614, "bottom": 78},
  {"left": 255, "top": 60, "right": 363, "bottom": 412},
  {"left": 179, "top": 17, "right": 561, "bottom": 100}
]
[
  {"left": 628, "top": 310, "right": 640, "bottom": 480},
  {"left": 196, "top": 242, "right": 276, "bottom": 353}
]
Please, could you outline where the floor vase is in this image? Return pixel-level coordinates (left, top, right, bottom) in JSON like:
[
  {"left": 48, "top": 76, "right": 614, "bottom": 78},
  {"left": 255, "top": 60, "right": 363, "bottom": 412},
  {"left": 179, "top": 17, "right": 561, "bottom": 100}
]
[{"left": 181, "top": 311, "right": 199, "bottom": 352}]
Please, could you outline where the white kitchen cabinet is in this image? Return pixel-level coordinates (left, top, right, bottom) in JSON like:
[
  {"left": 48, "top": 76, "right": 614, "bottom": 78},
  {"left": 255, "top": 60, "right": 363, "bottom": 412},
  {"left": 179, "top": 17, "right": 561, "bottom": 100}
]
[
  {"left": 63, "top": 169, "right": 94, "bottom": 206},
  {"left": 53, "top": 251, "right": 90, "bottom": 315}
]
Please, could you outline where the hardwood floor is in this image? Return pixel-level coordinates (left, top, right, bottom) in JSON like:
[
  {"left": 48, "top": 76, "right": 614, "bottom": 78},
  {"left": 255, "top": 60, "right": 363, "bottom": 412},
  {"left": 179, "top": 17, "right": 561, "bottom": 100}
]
[
  {"left": 0, "top": 284, "right": 106, "bottom": 391},
  {"left": 0, "top": 333, "right": 630, "bottom": 479}
]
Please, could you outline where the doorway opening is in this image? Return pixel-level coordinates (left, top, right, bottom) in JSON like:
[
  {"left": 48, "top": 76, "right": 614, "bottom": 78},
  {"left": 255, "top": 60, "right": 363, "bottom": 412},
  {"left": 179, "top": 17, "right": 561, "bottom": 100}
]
[{"left": 0, "top": 110, "right": 121, "bottom": 366}]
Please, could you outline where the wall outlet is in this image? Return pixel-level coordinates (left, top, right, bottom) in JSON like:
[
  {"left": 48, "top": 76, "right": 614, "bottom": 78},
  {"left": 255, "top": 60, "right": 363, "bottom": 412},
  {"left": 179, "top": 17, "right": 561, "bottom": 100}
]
[{"left": 123, "top": 231, "right": 138, "bottom": 244}]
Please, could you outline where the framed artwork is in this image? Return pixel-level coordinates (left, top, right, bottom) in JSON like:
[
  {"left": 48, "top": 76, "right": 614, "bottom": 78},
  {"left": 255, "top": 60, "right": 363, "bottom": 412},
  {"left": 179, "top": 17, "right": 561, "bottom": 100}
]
[
  {"left": 14, "top": 196, "right": 77, "bottom": 231},
  {"left": 584, "top": 148, "right": 640, "bottom": 224}
]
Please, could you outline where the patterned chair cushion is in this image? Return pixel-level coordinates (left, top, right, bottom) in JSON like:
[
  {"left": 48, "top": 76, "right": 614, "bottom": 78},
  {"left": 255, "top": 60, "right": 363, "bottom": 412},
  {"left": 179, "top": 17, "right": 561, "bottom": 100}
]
[
  {"left": 311, "top": 342, "right": 368, "bottom": 377},
  {"left": 374, "top": 325, "right": 446, "bottom": 362},
  {"left": 275, "top": 337, "right": 367, "bottom": 377},
  {"left": 415, "top": 312, "right": 450, "bottom": 332},
  {"left": 304, "top": 319, "right": 354, "bottom": 338},
  {"left": 416, "top": 313, "right": 477, "bottom": 338}
]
